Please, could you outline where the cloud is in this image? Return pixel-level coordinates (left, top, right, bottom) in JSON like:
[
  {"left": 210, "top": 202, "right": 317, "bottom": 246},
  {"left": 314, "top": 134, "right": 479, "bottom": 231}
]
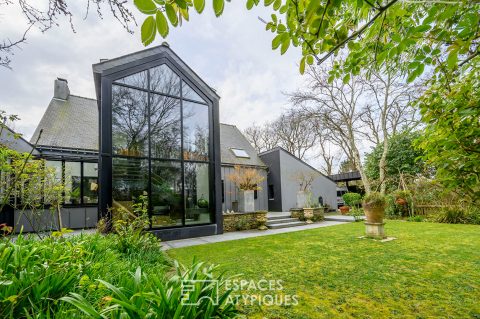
[{"left": 0, "top": 1, "right": 304, "bottom": 145}]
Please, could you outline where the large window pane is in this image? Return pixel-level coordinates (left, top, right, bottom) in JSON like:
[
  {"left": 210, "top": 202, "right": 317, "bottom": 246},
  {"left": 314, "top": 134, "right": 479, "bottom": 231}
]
[
  {"left": 83, "top": 163, "right": 98, "bottom": 204},
  {"left": 113, "top": 71, "right": 148, "bottom": 89},
  {"left": 65, "top": 162, "right": 81, "bottom": 205},
  {"left": 45, "top": 161, "right": 63, "bottom": 204},
  {"left": 183, "top": 101, "right": 209, "bottom": 161},
  {"left": 150, "top": 94, "right": 181, "bottom": 159},
  {"left": 182, "top": 81, "right": 206, "bottom": 103},
  {"left": 184, "top": 162, "right": 211, "bottom": 225},
  {"left": 151, "top": 161, "right": 183, "bottom": 227},
  {"left": 149, "top": 64, "right": 180, "bottom": 96},
  {"left": 112, "top": 158, "right": 148, "bottom": 214},
  {"left": 112, "top": 85, "right": 149, "bottom": 157}
]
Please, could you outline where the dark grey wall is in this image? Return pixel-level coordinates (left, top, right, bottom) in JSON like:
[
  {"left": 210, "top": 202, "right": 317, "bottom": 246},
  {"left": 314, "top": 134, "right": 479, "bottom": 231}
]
[
  {"left": 279, "top": 150, "right": 337, "bottom": 210},
  {"left": 221, "top": 165, "right": 268, "bottom": 212},
  {"left": 258, "top": 151, "right": 283, "bottom": 212},
  {"left": 13, "top": 207, "right": 98, "bottom": 233}
]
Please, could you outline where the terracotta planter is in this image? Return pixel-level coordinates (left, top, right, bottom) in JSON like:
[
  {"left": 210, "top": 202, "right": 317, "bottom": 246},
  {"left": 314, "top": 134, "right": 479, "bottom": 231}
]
[
  {"left": 339, "top": 206, "right": 350, "bottom": 215},
  {"left": 363, "top": 203, "right": 385, "bottom": 223}
]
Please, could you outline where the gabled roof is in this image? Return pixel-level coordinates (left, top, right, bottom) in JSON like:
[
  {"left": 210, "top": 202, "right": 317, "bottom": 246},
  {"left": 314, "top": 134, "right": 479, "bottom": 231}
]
[
  {"left": 92, "top": 43, "right": 219, "bottom": 105},
  {"left": 30, "top": 95, "right": 98, "bottom": 151},
  {"left": 259, "top": 146, "right": 334, "bottom": 182},
  {"left": 220, "top": 123, "right": 266, "bottom": 168}
]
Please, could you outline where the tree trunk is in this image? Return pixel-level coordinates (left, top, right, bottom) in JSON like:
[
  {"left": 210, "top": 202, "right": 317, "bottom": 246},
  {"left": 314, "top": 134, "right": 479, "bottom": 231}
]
[{"left": 379, "top": 138, "right": 388, "bottom": 194}]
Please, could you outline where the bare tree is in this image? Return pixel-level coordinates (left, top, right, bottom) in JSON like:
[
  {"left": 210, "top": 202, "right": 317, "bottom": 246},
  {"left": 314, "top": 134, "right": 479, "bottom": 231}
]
[
  {"left": 289, "top": 62, "right": 420, "bottom": 194},
  {"left": 244, "top": 123, "right": 280, "bottom": 153},
  {"left": 0, "top": 0, "right": 136, "bottom": 68}
]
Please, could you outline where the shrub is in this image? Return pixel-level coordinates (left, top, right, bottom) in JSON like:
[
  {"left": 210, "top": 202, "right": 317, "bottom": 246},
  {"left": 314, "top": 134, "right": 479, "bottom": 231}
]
[
  {"left": 348, "top": 207, "right": 364, "bottom": 222},
  {"left": 435, "top": 207, "right": 470, "bottom": 224},
  {"left": 363, "top": 192, "right": 386, "bottom": 208},
  {"left": 342, "top": 192, "right": 362, "bottom": 207},
  {"left": 62, "top": 261, "right": 240, "bottom": 318},
  {"left": 407, "top": 215, "right": 425, "bottom": 222}
]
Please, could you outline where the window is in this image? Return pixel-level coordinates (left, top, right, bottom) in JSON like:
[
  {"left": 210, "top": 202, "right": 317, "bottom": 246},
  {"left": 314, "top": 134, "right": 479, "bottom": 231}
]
[
  {"left": 65, "top": 162, "right": 81, "bottom": 205},
  {"left": 221, "top": 180, "right": 224, "bottom": 203},
  {"left": 83, "top": 163, "right": 98, "bottom": 204},
  {"left": 109, "top": 63, "right": 214, "bottom": 229},
  {"left": 184, "top": 162, "right": 211, "bottom": 225},
  {"left": 231, "top": 148, "right": 250, "bottom": 158},
  {"left": 268, "top": 184, "right": 275, "bottom": 200},
  {"left": 112, "top": 85, "right": 149, "bottom": 157},
  {"left": 183, "top": 101, "right": 209, "bottom": 161},
  {"left": 254, "top": 184, "right": 258, "bottom": 200}
]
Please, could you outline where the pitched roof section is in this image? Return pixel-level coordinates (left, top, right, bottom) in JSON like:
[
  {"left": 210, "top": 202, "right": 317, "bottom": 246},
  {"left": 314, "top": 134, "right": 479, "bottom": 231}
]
[
  {"left": 92, "top": 44, "right": 219, "bottom": 104},
  {"left": 220, "top": 124, "right": 266, "bottom": 168},
  {"left": 30, "top": 95, "right": 98, "bottom": 151},
  {"left": 259, "top": 146, "right": 334, "bottom": 182}
]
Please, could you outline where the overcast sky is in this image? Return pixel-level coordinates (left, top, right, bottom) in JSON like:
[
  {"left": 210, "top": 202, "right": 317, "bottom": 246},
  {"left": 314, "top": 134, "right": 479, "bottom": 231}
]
[{"left": 0, "top": 2, "right": 304, "bottom": 141}]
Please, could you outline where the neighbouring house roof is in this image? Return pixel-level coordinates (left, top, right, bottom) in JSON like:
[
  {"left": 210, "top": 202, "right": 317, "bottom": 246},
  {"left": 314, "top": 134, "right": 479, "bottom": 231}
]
[
  {"left": 30, "top": 95, "right": 99, "bottom": 151},
  {"left": 220, "top": 123, "right": 267, "bottom": 168},
  {"left": 0, "top": 125, "right": 39, "bottom": 155},
  {"left": 259, "top": 146, "right": 334, "bottom": 182},
  {"left": 329, "top": 171, "right": 361, "bottom": 182}
]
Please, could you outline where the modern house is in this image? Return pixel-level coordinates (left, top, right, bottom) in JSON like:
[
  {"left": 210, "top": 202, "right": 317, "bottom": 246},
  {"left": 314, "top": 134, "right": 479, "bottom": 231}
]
[
  {"left": 1, "top": 45, "right": 336, "bottom": 240},
  {"left": 259, "top": 147, "right": 337, "bottom": 211}
]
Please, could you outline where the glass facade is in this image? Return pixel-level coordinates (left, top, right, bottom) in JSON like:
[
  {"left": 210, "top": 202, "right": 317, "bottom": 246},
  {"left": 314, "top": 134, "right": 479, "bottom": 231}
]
[
  {"left": 111, "top": 63, "right": 213, "bottom": 228},
  {"left": 45, "top": 160, "right": 98, "bottom": 206}
]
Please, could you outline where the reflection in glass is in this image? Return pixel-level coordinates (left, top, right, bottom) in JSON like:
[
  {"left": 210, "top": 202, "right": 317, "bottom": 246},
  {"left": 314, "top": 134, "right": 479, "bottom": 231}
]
[
  {"left": 150, "top": 64, "right": 181, "bottom": 96},
  {"left": 65, "top": 162, "right": 81, "bottom": 205},
  {"left": 183, "top": 101, "right": 209, "bottom": 161},
  {"left": 184, "top": 162, "right": 211, "bottom": 225},
  {"left": 151, "top": 161, "right": 183, "bottom": 227},
  {"left": 150, "top": 94, "right": 181, "bottom": 159},
  {"left": 45, "top": 161, "right": 63, "bottom": 204},
  {"left": 112, "top": 157, "right": 148, "bottom": 214},
  {"left": 83, "top": 163, "right": 98, "bottom": 204},
  {"left": 182, "top": 81, "right": 206, "bottom": 103},
  {"left": 112, "top": 85, "right": 149, "bottom": 157},
  {"left": 114, "top": 71, "right": 148, "bottom": 89}
]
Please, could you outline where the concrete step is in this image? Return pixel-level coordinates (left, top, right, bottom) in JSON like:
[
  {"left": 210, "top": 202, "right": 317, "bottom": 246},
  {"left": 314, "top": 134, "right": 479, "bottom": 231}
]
[
  {"left": 266, "top": 217, "right": 299, "bottom": 226},
  {"left": 267, "top": 214, "right": 292, "bottom": 221},
  {"left": 267, "top": 221, "right": 307, "bottom": 229},
  {"left": 324, "top": 215, "right": 364, "bottom": 222}
]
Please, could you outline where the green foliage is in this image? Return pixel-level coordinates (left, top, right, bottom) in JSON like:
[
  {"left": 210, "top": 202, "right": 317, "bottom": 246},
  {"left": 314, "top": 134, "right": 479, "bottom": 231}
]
[
  {"left": 133, "top": 0, "right": 479, "bottom": 78},
  {"left": 111, "top": 195, "right": 161, "bottom": 254},
  {"left": 363, "top": 191, "right": 385, "bottom": 208},
  {"left": 0, "top": 232, "right": 170, "bottom": 318},
  {"left": 348, "top": 206, "right": 364, "bottom": 222},
  {"left": 406, "top": 215, "right": 424, "bottom": 222},
  {"left": 416, "top": 64, "right": 480, "bottom": 202},
  {"left": 62, "top": 261, "right": 240, "bottom": 318},
  {"left": 435, "top": 206, "right": 480, "bottom": 225},
  {"left": 364, "top": 131, "right": 426, "bottom": 192},
  {"left": 342, "top": 192, "right": 361, "bottom": 207}
]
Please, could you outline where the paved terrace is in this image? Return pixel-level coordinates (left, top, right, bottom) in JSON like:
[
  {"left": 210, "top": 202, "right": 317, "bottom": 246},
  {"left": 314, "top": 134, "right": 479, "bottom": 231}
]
[{"left": 161, "top": 212, "right": 360, "bottom": 250}]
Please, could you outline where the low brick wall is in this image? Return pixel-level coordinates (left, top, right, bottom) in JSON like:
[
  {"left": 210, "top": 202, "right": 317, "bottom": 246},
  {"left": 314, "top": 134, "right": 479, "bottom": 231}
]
[{"left": 223, "top": 211, "right": 268, "bottom": 232}]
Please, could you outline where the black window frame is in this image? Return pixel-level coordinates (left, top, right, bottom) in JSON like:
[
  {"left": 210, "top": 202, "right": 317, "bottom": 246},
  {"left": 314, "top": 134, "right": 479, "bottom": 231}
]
[{"left": 103, "top": 58, "right": 218, "bottom": 230}]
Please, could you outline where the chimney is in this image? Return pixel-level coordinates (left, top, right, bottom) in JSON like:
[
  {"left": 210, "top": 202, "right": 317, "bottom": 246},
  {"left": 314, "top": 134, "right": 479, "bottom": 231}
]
[{"left": 54, "top": 78, "right": 70, "bottom": 100}]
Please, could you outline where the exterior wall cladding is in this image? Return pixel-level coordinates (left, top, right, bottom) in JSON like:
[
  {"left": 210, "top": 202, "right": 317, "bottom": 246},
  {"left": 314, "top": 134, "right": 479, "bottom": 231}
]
[
  {"left": 260, "top": 148, "right": 337, "bottom": 212},
  {"left": 221, "top": 166, "right": 268, "bottom": 212}
]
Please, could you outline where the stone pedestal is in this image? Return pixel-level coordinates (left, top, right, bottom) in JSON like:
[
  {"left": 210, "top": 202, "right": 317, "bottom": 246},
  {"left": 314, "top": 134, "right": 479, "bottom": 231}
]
[{"left": 364, "top": 222, "right": 386, "bottom": 239}]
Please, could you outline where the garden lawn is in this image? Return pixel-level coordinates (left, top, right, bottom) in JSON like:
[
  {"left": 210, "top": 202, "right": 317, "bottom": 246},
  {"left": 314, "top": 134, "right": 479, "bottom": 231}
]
[{"left": 168, "top": 221, "right": 480, "bottom": 319}]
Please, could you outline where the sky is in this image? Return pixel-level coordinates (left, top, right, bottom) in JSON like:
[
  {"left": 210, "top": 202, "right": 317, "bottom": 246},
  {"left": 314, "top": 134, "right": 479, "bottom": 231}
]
[{"left": 0, "top": 1, "right": 304, "bottom": 141}]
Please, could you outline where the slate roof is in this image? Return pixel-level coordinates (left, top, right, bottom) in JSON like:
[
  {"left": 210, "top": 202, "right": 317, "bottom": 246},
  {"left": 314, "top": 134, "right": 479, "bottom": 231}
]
[
  {"left": 220, "top": 124, "right": 266, "bottom": 168},
  {"left": 0, "top": 125, "right": 38, "bottom": 155},
  {"left": 30, "top": 95, "right": 98, "bottom": 150}
]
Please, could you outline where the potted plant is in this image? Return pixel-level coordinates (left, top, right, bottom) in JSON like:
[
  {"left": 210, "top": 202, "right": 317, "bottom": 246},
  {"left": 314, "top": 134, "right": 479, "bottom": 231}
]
[
  {"left": 227, "top": 165, "right": 265, "bottom": 213},
  {"left": 363, "top": 192, "right": 387, "bottom": 238},
  {"left": 292, "top": 171, "right": 315, "bottom": 208},
  {"left": 339, "top": 205, "right": 350, "bottom": 215}
]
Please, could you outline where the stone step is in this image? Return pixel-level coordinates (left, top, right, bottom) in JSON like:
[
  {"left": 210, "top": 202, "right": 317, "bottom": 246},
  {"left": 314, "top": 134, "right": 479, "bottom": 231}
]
[
  {"left": 267, "top": 221, "right": 307, "bottom": 229},
  {"left": 324, "top": 215, "right": 364, "bottom": 222},
  {"left": 267, "top": 214, "right": 292, "bottom": 221},
  {"left": 266, "top": 217, "right": 299, "bottom": 226}
]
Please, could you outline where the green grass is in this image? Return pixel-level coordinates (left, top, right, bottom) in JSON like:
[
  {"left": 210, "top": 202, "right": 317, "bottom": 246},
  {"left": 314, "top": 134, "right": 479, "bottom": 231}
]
[{"left": 168, "top": 221, "right": 480, "bottom": 318}]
